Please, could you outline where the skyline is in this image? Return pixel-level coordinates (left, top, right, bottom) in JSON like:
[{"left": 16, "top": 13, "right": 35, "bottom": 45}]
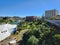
[{"left": 0, "top": 0, "right": 60, "bottom": 17}]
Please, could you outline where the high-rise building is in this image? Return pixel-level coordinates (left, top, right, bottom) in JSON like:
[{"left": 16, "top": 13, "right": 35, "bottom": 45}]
[{"left": 45, "top": 9, "right": 59, "bottom": 19}]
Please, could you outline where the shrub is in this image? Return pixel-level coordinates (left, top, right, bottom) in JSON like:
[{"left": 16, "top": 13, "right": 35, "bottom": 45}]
[{"left": 27, "top": 35, "right": 39, "bottom": 45}]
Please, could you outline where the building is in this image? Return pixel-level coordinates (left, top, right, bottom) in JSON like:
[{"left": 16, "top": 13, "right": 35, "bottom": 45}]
[
  {"left": 0, "top": 24, "right": 17, "bottom": 41},
  {"left": 46, "top": 19, "right": 60, "bottom": 28},
  {"left": 45, "top": 9, "right": 59, "bottom": 19},
  {"left": 25, "top": 16, "right": 37, "bottom": 21}
]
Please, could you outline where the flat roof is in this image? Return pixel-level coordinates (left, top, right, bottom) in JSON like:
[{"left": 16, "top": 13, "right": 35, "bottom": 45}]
[{"left": 46, "top": 20, "right": 60, "bottom": 27}]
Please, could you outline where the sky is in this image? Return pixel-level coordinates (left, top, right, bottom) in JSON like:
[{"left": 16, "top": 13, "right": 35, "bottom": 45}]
[{"left": 0, "top": 0, "right": 60, "bottom": 17}]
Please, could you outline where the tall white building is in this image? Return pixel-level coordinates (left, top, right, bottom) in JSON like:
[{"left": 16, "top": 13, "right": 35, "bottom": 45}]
[{"left": 45, "top": 9, "right": 59, "bottom": 19}]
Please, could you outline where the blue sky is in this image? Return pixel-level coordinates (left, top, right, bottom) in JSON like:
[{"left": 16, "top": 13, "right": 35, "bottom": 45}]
[{"left": 0, "top": 0, "right": 60, "bottom": 17}]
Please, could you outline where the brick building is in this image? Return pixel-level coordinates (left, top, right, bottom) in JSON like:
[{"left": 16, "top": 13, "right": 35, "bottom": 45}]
[{"left": 25, "top": 16, "right": 37, "bottom": 21}]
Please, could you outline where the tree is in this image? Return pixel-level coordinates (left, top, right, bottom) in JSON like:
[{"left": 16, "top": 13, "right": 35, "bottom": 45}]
[
  {"left": 27, "top": 35, "right": 39, "bottom": 45},
  {"left": 49, "top": 16, "right": 56, "bottom": 20}
]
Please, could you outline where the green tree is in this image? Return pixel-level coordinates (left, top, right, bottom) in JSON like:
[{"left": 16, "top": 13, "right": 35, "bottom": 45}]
[{"left": 27, "top": 35, "right": 39, "bottom": 45}]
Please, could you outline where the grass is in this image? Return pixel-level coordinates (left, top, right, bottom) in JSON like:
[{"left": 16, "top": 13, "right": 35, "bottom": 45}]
[{"left": 10, "top": 29, "right": 29, "bottom": 41}]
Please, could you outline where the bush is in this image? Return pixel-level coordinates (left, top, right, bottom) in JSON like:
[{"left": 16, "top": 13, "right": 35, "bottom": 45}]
[
  {"left": 27, "top": 35, "right": 39, "bottom": 45},
  {"left": 53, "top": 34, "right": 60, "bottom": 40}
]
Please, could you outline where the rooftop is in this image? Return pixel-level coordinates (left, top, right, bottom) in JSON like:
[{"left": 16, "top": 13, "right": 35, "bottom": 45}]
[{"left": 46, "top": 20, "right": 60, "bottom": 27}]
